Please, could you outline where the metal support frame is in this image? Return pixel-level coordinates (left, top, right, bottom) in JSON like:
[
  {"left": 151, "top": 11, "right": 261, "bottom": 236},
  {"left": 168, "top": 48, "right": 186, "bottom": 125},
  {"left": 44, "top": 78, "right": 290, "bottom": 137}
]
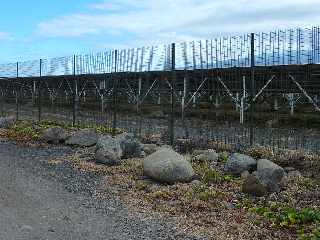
[
  {"left": 285, "top": 93, "right": 301, "bottom": 116},
  {"left": 289, "top": 74, "right": 320, "bottom": 111}
]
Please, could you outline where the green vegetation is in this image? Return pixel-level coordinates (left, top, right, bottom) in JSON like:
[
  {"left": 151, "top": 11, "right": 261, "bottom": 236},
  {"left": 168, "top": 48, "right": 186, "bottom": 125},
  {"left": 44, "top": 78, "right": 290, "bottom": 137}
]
[
  {"left": 194, "top": 161, "right": 235, "bottom": 185},
  {"left": 38, "top": 120, "right": 122, "bottom": 135},
  {"left": 218, "top": 152, "right": 229, "bottom": 163},
  {"left": 191, "top": 184, "right": 224, "bottom": 202},
  {"left": 299, "top": 228, "right": 320, "bottom": 240},
  {"left": 300, "top": 178, "right": 319, "bottom": 190},
  {"left": 5, "top": 122, "right": 40, "bottom": 141},
  {"left": 1, "top": 120, "right": 123, "bottom": 143},
  {"left": 251, "top": 207, "right": 320, "bottom": 227},
  {"left": 250, "top": 205, "right": 320, "bottom": 239}
]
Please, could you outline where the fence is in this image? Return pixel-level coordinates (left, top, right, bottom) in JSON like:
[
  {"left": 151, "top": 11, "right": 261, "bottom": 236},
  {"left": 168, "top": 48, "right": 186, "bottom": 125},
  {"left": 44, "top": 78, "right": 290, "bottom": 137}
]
[{"left": 1, "top": 27, "right": 320, "bottom": 153}]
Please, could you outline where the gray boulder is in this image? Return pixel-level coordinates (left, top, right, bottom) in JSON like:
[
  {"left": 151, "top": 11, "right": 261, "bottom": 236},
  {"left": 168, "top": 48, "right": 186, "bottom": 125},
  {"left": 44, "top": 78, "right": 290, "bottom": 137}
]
[
  {"left": 224, "top": 153, "right": 257, "bottom": 176},
  {"left": 66, "top": 129, "right": 99, "bottom": 147},
  {"left": 42, "top": 127, "right": 67, "bottom": 144},
  {"left": 256, "top": 159, "right": 284, "bottom": 192},
  {"left": 149, "top": 110, "right": 165, "bottom": 119},
  {"left": 192, "top": 149, "right": 207, "bottom": 156},
  {"left": 242, "top": 174, "right": 267, "bottom": 197},
  {"left": 116, "top": 133, "right": 142, "bottom": 159},
  {"left": 142, "top": 144, "right": 159, "bottom": 155},
  {"left": 95, "top": 136, "right": 122, "bottom": 166},
  {"left": 193, "top": 149, "right": 219, "bottom": 163},
  {"left": 0, "top": 116, "right": 15, "bottom": 128},
  {"left": 143, "top": 148, "right": 194, "bottom": 184}
]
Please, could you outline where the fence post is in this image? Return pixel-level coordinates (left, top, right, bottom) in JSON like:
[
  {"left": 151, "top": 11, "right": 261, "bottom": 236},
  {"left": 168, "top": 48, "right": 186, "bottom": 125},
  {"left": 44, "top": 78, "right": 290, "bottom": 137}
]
[
  {"left": 16, "top": 62, "right": 19, "bottom": 121},
  {"left": 0, "top": 88, "right": 3, "bottom": 117},
  {"left": 137, "top": 77, "right": 142, "bottom": 136},
  {"left": 250, "top": 33, "right": 255, "bottom": 146},
  {"left": 72, "top": 55, "right": 77, "bottom": 126},
  {"left": 38, "top": 59, "right": 42, "bottom": 122},
  {"left": 112, "top": 50, "right": 118, "bottom": 135},
  {"left": 170, "top": 43, "right": 176, "bottom": 146}
]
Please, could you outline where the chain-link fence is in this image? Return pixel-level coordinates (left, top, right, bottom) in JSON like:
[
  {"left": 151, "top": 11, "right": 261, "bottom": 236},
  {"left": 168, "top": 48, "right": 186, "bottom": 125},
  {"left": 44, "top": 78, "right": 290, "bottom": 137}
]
[{"left": 1, "top": 27, "right": 320, "bottom": 153}]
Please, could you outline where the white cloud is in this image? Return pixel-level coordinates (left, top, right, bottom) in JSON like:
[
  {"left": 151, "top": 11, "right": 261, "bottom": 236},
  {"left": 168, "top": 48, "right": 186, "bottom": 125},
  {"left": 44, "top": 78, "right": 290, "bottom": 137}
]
[
  {"left": 36, "top": 0, "right": 320, "bottom": 47},
  {"left": 0, "top": 32, "right": 13, "bottom": 41}
]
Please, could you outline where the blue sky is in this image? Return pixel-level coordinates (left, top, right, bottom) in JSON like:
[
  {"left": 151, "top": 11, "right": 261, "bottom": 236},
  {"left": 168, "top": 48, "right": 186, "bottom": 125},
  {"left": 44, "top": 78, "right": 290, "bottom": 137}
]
[{"left": 1, "top": 0, "right": 320, "bottom": 64}]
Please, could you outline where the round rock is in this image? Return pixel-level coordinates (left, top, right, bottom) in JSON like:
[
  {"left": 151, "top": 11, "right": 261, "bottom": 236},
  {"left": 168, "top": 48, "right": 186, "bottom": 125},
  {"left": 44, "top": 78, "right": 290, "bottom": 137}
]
[
  {"left": 66, "top": 129, "right": 99, "bottom": 147},
  {"left": 224, "top": 153, "right": 257, "bottom": 176},
  {"left": 116, "top": 133, "right": 142, "bottom": 159},
  {"left": 95, "top": 136, "right": 122, "bottom": 166},
  {"left": 0, "top": 116, "right": 15, "bottom": 129},
  {"left": 42, "top": 127, "right": 67, "bottom": 144},
  {"left": 143, "top": 148, "right": 194, "bottom": 184}
]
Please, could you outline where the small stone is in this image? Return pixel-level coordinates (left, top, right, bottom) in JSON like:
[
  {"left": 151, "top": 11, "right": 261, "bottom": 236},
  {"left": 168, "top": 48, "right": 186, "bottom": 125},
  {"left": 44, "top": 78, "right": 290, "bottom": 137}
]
[
  {"left": 142, "top": 144, "right": 159, "bottom": 155},
  {"left": 226, "top": 202, "right": 236, "bottom": 209},
  {"left": 241, "top": 171, "right": 250, "bottom": 179},
  {"left": 0, "top": 116, "right": 15, "bottom": 128},
  {"left": 21, "top": 225, "right": 33, "bottom": 232},
  {"left": 192, "top": 149, "right": 207, "bottom": 156},
  {"left": 140, "top": 151, "right": 146, "bottom": 158},
  {"left": 193, "top": 149, "right": 219, "bottom": 163},
  {"left": 191, "top": 180, "right": 201, "bottom": 186},
  {"left": 149, "top": 110, "right": 165, "bottom": 119},
  {"left": 288, "top": 170, "right": 302, "bottom": 178},
  {"left": 284, "top": 167, "right": 296, "bottom": 173}
]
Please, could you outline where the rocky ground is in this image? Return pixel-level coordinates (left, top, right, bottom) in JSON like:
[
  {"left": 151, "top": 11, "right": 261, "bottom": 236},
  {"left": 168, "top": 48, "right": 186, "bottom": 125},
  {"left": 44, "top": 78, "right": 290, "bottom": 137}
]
[
  {"left": 64, "top": 147, "right": 320, "bottom": 240},
  {"left": 0, "top": 119, "right": 320, "bottom": 240}
]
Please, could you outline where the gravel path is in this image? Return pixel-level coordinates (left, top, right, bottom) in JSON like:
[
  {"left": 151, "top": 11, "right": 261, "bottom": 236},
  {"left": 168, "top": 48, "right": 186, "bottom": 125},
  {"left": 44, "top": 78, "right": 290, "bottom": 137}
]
[{"left": 0, "top": 139, "right": 203, "bottom": 240}]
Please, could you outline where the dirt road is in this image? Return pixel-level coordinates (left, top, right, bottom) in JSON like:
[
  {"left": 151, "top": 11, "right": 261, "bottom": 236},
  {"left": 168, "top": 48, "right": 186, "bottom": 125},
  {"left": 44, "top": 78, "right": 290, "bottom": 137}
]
[{"left": 0, "top": 140, "right": 201, "bottom": 240}]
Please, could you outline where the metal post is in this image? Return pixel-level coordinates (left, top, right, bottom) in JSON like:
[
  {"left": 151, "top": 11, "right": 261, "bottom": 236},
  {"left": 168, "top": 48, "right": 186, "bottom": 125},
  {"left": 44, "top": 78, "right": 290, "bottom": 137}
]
[
  {"left": 137, "top": 77, "right": 142, "bottom": 136},
  {"left": 0, "top": 89, "right": 3, "bottom": 117},
  {"left": 182, "top": 76, "right": 189, "bottom": 138},
  {"left": 112, "top": 50, "right": 118, "bottom": 135},
  {"left": 38, "top": 59, "right": 42, "bottom": 122},
  {"left": 32, "top": 81, "right": 36, "bottom": 106},
  {"left": 170, "top": 43, "right": 176, "bottom": 146},
  {"left": 16, "top": 62, "right": 19, "bottom": 121},
  {"left": 240, "top": 76, "right": 246, "bottom": 124},
  {"left": 236, "top": 93, "right": 240, "bottom": 111},
  {"left": 250, "top": 33, "right": 255, "bottom": 146},
  {"left": 215, "top": 95, "right": 220, "bottom": 108},
  {"left": 72, "top": 55, "right": 77, "bottom": 126},
  {"left": 274, "top": 97, "right": 279, "bottom": 111}
]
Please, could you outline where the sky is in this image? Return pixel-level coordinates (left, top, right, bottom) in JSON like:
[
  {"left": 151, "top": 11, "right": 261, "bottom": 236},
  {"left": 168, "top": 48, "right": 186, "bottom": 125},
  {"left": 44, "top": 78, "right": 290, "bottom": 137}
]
[{"left": 1, "top": 0, "right": 320, "bottom": 64}]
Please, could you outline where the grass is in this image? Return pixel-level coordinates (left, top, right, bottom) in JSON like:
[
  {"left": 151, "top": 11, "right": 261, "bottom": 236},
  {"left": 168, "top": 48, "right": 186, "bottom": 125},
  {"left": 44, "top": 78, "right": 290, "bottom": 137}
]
[
  {"left": 0, "top": 119, "right": 124, "bottom": 143},
  {"left": 193, "top": 160, "right": 236, "bottom": 185},
  {"left": 0, "top": 121, "right": 41, "bottom": 142},
  {"left": 252, "top": 206, "right": 320, "bottom": 239},
  {"left": 38, "top": 120, "right": 122, "bottom": 135}
]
